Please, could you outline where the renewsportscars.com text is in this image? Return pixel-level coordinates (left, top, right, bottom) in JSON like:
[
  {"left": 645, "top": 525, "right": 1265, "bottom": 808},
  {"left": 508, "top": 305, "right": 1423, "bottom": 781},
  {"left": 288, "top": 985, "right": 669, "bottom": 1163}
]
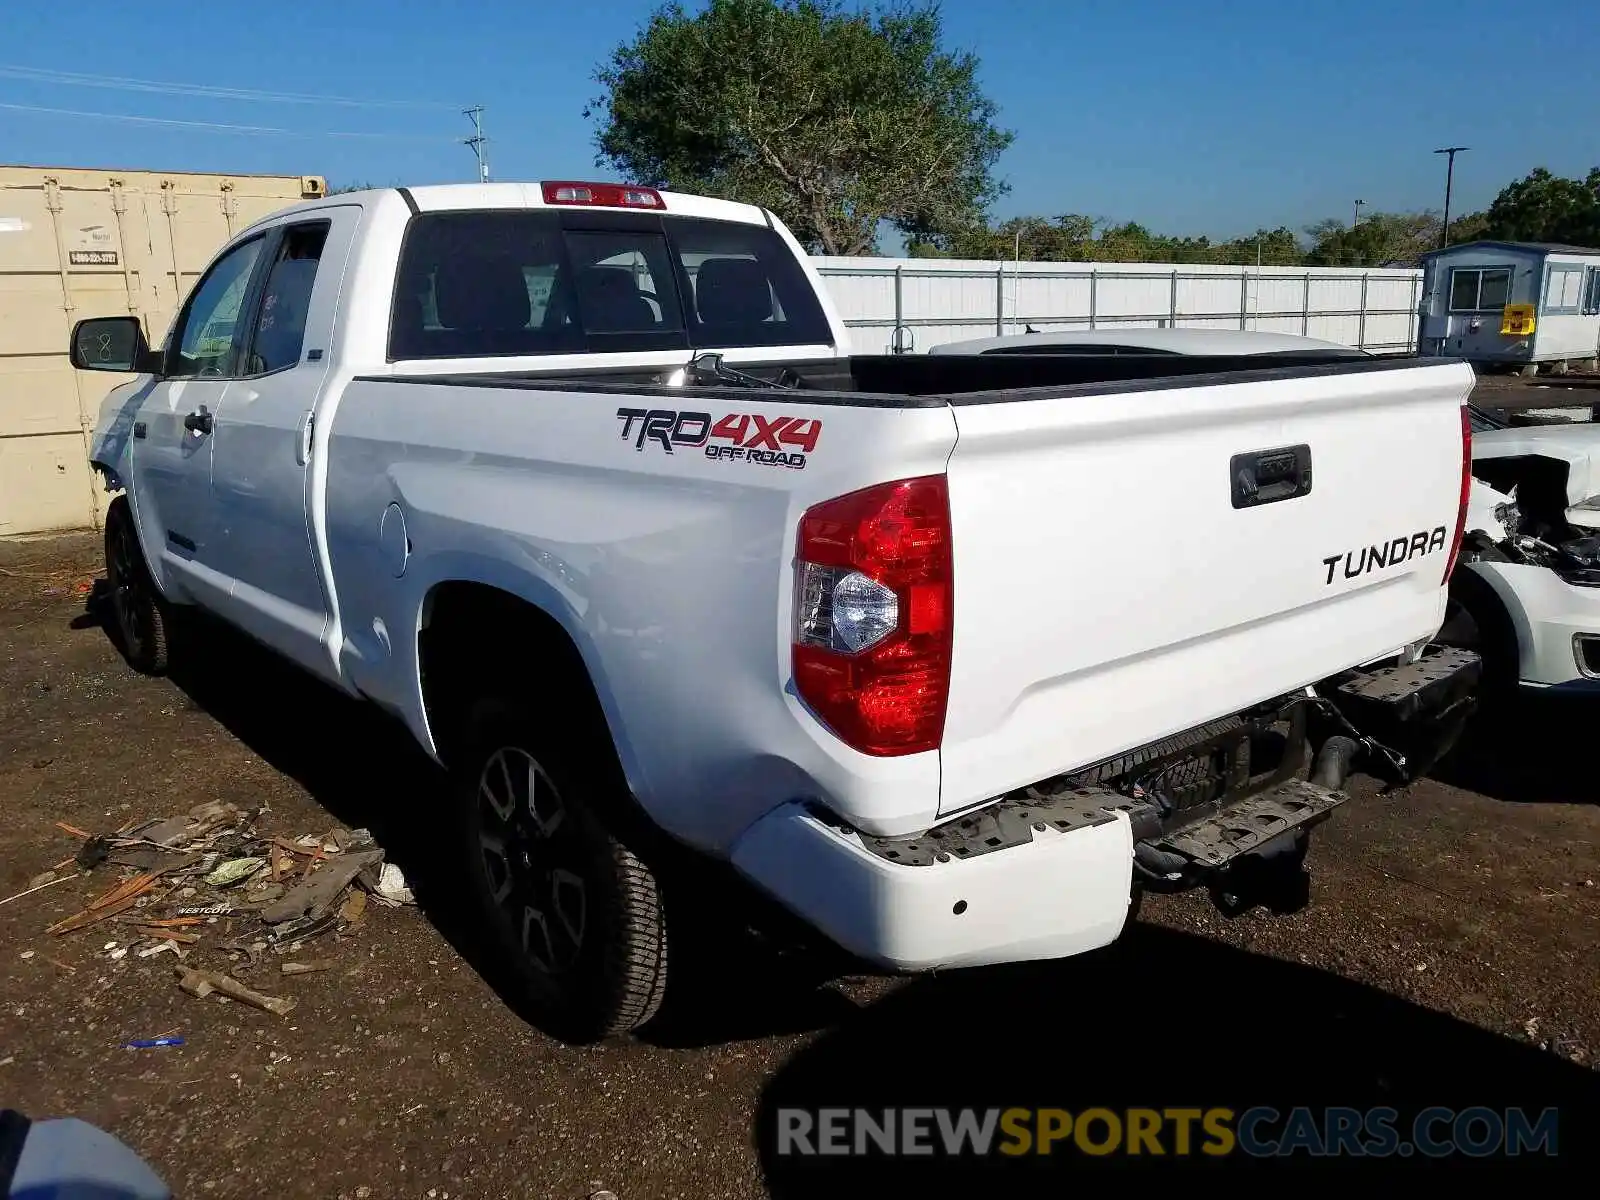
[{"left": 774, "top": 1105, "right": 1560, "bottom": 1159}]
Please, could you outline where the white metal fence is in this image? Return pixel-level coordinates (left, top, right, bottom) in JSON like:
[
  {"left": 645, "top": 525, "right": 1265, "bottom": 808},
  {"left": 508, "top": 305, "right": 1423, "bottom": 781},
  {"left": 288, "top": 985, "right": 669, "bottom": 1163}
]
[{"left": 811, "top": 256, "right": 1424, "bottom": 355}]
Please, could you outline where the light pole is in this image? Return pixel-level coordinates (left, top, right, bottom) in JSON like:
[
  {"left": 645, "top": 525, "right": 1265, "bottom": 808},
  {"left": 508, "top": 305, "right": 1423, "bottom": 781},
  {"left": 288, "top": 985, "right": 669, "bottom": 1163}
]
[
  {"left": 1434, "top": 146, "right": 1469, "bottom": 249},
  {"left": 1352, "top": 199, "right": 1365, "bottom": 227}
]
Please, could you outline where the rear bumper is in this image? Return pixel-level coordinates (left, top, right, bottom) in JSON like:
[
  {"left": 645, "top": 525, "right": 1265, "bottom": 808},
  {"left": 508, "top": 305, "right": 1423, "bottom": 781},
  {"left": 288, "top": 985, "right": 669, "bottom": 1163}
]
[
  {"left": 729, "top": 800, "right": 1135, "bottom": 972},
  {"left": 731, "top": 649, "right": 1483, "bottom": 972}
]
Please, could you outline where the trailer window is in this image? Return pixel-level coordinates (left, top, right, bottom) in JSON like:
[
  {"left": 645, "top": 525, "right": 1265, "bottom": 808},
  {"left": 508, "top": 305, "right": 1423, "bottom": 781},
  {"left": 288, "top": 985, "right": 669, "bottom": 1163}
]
[
  {"left": 1448, "top": 266, "right": 1512, "bottom": 313},
  {"left": 1545, "top": 264, "right": 1585, "bottom": 315},
  {"left": 1584, "top": 267, "right": 1600, "bottom": 316}
]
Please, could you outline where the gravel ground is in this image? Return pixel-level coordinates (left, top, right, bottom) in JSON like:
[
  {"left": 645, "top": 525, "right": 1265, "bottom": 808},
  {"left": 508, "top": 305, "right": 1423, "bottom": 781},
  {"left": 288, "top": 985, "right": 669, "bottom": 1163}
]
[{"left": 2, "top": 531, "right": 1598, "bottom": 1196}]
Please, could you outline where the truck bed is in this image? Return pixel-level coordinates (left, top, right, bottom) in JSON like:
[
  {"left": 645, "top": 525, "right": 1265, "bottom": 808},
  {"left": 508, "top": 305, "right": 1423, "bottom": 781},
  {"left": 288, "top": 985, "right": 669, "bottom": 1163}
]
[{"left": 361, "top": 347, "right": 1442, "bottom": 406}]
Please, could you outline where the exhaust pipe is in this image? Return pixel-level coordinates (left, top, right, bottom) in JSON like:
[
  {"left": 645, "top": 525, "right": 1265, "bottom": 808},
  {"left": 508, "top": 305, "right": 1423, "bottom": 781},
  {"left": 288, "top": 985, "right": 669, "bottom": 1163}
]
[{"left": 1310, "top": 735, "right": 1360, "bottom": 791}]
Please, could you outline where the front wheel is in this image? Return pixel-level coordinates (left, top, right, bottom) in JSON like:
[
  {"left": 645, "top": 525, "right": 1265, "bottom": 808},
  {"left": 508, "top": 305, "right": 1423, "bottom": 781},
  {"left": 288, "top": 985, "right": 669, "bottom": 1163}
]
[
  {"left": 452, "top": 697, "right": 669, "bottom": 1042},
  {"left": 103, "top": 495, "right": 170, "bottom": 675}
]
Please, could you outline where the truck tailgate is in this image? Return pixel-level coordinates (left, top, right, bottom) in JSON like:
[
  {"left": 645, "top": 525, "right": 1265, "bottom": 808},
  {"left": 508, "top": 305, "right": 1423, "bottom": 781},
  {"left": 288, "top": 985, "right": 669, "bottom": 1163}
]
[{"left": 938, "top": 358, "right": 1474, "bottom": 815}]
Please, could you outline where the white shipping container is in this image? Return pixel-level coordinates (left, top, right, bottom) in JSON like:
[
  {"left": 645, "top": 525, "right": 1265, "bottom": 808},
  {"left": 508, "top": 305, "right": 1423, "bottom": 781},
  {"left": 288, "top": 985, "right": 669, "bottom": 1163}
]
[{"left": 0, "top": 165, "right": 324, "bottom": 535}]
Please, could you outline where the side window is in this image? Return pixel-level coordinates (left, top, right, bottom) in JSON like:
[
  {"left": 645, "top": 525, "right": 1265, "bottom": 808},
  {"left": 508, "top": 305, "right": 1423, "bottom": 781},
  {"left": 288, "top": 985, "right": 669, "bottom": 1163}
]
[
  {"left": 244, "top": 223, "right": 329, "bottom": 376},
  {"left": 1584, "top": 267, "right": 1600, "bottom": 316},
  {"left": 166, "top": 236, "right": 267, "bottom": 378}
]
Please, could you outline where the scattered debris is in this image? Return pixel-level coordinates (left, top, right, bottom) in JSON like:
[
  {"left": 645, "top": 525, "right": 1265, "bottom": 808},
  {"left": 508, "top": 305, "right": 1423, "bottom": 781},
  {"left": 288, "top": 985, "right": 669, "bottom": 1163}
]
[
  {"left": 18, "top": 950, "right": 35, "bottom": 960},
  {"left": 261, "top": 849, "right": 383, "bottom": 924},
  {"left": 75, "top": 835, "right": 115, "bottom": 870},
  {"left": 129, "top": 928, "right": 200, "bottom": 945},
  {"left": 206, "top": 857, "right": 267, "bottom": 887},
  {"left": 280, "top": 959, "right": 336, "bottom": 976},
  {"left": 123, "top": 1037, "right": 185, "bottom": 1049},
  {"left": 46, "top": 871, "right": 163, "bottom": 935},
  {"left": 28, "top": 801, "right": 397, "bottom": 1010},
  {"left": 0, "top": 873, "right": 78, "bottom": 909},
  {"left": 176, "top": 967, "right": 295, "bottom": 1017},
  {"left": 368, "top": 862, "right": 415, "bottom": 906}
]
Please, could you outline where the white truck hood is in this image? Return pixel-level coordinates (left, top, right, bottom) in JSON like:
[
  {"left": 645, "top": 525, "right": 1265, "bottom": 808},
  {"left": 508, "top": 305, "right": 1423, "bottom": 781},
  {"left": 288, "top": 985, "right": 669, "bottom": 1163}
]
[{"left": 1473, "top": 422, "right": 1600, "bottom": 508}]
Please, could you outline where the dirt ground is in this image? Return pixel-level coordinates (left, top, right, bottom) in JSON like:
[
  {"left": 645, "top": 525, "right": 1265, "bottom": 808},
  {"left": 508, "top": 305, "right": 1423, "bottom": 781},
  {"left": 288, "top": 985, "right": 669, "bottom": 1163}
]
[{"left": 3, "top": 528, "right": 1599, "bottom": 1197}]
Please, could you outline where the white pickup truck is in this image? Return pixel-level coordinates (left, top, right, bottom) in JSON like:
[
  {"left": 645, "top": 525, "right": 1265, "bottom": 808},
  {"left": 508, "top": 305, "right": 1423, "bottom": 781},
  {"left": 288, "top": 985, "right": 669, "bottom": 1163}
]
[{"left": 73, "top": 181, "right": 1480, "bottom": 1041}]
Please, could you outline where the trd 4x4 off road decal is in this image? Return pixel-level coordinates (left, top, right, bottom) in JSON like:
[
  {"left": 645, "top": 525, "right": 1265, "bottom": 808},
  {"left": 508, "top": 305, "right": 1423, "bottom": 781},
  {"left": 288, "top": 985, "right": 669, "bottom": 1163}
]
[{"left": 615, "top": 407, "right": 821, "bottom": 470}]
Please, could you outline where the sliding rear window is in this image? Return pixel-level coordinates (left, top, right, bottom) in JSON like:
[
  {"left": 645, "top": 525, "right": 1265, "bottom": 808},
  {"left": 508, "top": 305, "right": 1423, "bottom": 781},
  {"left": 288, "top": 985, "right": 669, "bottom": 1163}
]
[{"left": 388, "top": 210, "right": 831, "bottom": 361}]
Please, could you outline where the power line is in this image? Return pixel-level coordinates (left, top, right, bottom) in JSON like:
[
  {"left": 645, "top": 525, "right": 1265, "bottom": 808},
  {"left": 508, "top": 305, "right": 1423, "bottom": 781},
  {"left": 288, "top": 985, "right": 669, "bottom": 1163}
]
[
  {"left": 0, "top": 63, "right": 455, "bottom": 110},
  {"left": 0, "top": 100, "right": 455, "bottom": 141}
]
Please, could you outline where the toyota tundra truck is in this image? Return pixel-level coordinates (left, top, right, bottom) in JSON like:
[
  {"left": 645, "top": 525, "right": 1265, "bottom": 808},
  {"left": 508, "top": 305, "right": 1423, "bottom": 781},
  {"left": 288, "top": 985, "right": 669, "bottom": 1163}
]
[{"left": 71, "top": 180, "right": 1480, "bottom": 1042}]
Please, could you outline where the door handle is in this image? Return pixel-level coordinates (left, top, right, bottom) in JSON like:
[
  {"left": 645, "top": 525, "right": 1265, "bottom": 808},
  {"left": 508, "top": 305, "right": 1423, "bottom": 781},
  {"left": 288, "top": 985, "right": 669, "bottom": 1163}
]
[
  {"left": 296, "top": 410, "right": 315, "bottom": 466},
  {"left": 183, "top": 406, "right": 214, "bottom": 436}
]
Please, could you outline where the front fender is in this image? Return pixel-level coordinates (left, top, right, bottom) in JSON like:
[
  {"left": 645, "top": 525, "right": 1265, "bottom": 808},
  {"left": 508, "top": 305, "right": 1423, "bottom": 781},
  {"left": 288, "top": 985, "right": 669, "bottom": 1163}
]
[{"left": 87, "top": 377, "right": 154, "bottom": 493}]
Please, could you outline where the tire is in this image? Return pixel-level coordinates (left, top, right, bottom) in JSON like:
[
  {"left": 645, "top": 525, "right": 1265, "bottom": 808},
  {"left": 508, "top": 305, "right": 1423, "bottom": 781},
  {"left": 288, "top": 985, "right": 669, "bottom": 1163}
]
[
  {"left": 451, "top": 696, "right": 669, "bottom": 1042},
  {"left": 1438, "top": 570, "right": 1520, "bottom": 703},
  {"left": 103, "top": 495, "right": 170, "bottom": 676}
]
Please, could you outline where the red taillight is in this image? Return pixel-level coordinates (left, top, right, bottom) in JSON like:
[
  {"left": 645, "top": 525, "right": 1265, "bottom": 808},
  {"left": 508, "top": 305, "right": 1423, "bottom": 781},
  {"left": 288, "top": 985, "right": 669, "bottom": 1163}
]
[
  {"left": 540, "top": 181, "right": 664, "bottom": 209},
  {"left": 1443, "top": 403, "right": 1473, "bottom": 583},
  {"left": 792, "top": 476, "right": 953, "bottom": 757}
]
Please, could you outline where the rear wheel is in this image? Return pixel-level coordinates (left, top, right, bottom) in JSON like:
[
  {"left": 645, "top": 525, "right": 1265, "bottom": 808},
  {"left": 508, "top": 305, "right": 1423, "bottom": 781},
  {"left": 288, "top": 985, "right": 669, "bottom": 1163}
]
[
  {"left": 452, "top": 697, "right": 669, "bottom": 1042},
  {"left": 103, "top": 495, "right": 170, "bottom": 675}
]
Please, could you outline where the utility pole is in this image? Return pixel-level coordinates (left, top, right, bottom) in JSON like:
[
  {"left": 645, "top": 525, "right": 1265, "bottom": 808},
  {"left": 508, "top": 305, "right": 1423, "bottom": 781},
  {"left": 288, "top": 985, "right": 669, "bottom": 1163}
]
[
  {"left": 463, "top": 106, "right": 490, "bottom": 183},
  {"left": 1352, "top": 199, "right": 1365, "bottom": 228},
  {"left": 1434, "top": 146, "right": 1469, "bottom": 249}
]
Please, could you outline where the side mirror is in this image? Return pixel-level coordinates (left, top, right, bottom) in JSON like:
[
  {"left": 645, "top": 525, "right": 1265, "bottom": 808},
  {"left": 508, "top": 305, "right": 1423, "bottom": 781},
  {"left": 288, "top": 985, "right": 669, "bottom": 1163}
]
[{"left": 69, "top": 316, "right": 161, "bottom": 375}]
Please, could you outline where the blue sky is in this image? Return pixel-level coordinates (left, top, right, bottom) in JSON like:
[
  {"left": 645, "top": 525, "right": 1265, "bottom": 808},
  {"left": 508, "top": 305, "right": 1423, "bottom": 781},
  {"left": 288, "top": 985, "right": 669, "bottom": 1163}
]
[{"left": 4, "top": 0, "right": 1597, "bottom": 242}]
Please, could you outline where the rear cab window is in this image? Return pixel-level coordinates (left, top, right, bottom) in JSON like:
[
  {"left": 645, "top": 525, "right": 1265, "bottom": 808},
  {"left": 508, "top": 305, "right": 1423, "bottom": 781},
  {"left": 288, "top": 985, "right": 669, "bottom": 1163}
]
[{"left": 389, "top": 209, "right": 831, "bottom": 362}]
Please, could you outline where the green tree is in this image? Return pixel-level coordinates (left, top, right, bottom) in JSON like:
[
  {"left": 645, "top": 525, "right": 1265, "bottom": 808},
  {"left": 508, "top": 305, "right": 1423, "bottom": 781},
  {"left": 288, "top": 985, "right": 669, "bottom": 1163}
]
[
  {"left": 1304, "top": 211, "right": 1441, "bottom": 267},
  {"left": 1211, "top": 227, "right": 1303, "bottom": 266},
  {"left": 1481, "top": 166, "right": 1600, "bottom": 246},
  {"left": 917, "top": 216, "right": 1305, "bottom": 265},
  {"left": 587, "top": 0, "right": 1013, "bottom": 255}
]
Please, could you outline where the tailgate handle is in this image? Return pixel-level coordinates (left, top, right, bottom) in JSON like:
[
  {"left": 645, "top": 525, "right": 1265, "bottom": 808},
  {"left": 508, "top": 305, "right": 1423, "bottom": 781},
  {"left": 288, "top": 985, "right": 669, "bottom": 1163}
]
[{"left": 1231, "top": 444, "right": 1311, "bottom": 509}]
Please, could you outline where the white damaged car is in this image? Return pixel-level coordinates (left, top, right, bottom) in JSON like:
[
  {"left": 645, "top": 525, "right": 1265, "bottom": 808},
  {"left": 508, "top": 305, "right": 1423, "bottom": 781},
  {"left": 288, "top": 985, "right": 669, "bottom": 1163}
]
[{"left": 1441, "top": 407, "right": 1600, "bottom": 693}]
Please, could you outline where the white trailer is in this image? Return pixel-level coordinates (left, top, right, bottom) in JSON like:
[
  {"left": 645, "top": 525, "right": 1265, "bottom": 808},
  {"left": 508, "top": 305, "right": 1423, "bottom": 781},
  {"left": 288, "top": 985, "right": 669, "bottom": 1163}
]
[{"left": 1417, "top": 240, "right": 1600, "bottom": 373}]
